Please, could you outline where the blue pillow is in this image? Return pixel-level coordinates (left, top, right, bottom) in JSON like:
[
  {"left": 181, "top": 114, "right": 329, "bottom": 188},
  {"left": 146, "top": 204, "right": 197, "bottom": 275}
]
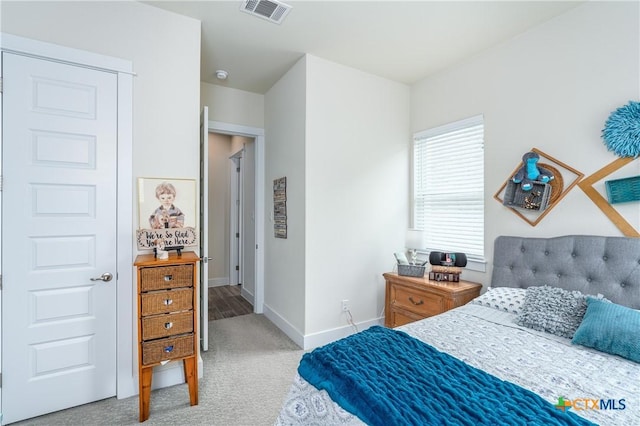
[{"left": 572, "top": 297, "right": 640, "bottom": 363}]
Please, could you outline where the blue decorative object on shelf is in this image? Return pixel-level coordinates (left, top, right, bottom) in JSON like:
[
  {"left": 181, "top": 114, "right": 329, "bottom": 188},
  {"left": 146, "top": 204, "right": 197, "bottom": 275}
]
[
  {"left": 605, "top": 175, "right": 640, "bottom": 204},
  {"left": 602, "top": 101, "right": 640, "bottom": 158}
]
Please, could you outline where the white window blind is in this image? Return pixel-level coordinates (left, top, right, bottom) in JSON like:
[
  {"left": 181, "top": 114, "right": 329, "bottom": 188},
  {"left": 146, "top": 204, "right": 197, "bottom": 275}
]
[{"left": 413, "top": 115, "right": 484, "bottom": 260}]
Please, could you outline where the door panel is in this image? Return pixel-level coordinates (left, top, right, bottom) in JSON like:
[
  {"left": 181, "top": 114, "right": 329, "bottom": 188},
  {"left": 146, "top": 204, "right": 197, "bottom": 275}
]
[
  {"left": 2, "top": 52, "right": 117, "bottom": 423},
  {"left": 242, "top": 141, "right": 256, "bottom": 299}
]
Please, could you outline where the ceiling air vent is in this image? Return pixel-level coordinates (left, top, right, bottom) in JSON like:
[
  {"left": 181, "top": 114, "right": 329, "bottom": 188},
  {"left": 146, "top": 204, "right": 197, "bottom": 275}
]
[{"left": 240, "top": 0, "right": 292, "bottom": 24}]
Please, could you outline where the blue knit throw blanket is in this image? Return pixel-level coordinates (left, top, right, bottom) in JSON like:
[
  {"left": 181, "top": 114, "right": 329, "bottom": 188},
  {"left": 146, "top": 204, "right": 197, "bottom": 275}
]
[{"left": 298, "top": 326, "right": 594, "bottom": 426}]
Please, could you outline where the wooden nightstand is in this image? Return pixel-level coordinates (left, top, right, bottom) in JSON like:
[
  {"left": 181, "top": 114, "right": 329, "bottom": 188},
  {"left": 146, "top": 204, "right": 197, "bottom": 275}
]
[
  {"left": 384, "top": 272, "right": 481, "bottom": 328},
  {"left": 134, "top": 251, "right": 199, "bottom": 422}
]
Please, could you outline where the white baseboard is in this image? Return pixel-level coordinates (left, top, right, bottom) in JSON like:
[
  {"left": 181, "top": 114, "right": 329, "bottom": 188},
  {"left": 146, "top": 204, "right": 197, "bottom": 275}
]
[
  {"left": 262, "top": 303, "right": 384, "bottom": 351},
  {"left": 208, "top": 277, "right": 229, "bottom": 287},
  {"left": 303, "top": 317, "right": 383, "bottom": 350},
  {"left": 241, "top": 287, "right": 254, "bottom": 305},
  {"left": 262, "top": 303, "right": 304, "bottom": 348}
]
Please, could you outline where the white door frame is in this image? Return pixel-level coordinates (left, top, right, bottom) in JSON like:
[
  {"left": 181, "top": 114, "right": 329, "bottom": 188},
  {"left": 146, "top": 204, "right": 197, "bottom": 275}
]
[
  {"left": 229, "top": 150, "right": 243, "bottom": 286},
  {"left": 0, "top": 34, "right": 136, "bottom": 403},
  {"left": 209, "top": 121, "right": 264, "bottom": 313},
  {"left": 199, "top": 106, "right": 209, "bottom": 351}
]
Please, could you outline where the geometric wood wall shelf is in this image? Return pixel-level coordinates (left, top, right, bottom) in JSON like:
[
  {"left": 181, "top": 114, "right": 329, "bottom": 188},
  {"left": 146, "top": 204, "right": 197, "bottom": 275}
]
[
  {"left": 577, "top": 156, "right": 640, "bottom": 237},
  {"left": 494, "top": 147, "right": 584, "bottom": 226}
]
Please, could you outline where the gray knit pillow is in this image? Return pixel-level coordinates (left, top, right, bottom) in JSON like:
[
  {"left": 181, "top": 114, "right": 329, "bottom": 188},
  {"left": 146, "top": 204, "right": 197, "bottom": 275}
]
[{"left": 516, "top": 285, "right": 588, "bottom": 339}]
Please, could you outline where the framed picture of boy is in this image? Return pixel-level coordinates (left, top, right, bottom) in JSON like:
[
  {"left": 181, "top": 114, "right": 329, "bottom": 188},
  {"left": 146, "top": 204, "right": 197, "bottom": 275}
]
[{"left": 137, "top": 177, "right": 197, "bottom": 230}]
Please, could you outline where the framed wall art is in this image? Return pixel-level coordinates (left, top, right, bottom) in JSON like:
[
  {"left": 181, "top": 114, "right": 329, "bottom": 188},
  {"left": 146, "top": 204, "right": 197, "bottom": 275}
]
[
  {"left": 138, "top": 177, "right": 197, "bottom": 230},
  {"left": 494, "top": 148, "right": 583, "bottom": 226},
  {"left": 274, "top": 177, "right": 287, "bottom": 238}
]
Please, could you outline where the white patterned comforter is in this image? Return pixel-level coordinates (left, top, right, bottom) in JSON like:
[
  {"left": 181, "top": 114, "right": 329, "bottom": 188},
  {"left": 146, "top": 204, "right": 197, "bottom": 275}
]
[{"left": 275, "top": 304, "right": 640, "bottom": 425}]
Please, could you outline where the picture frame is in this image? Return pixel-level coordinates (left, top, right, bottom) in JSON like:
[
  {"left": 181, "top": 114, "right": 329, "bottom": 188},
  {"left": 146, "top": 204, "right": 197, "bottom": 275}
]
[
  {"left": 494, "top": 148, "right": 583, "bottom": 227},
  {"left": 273, "top": 177, "right": 287, "bottom": 238},
  {"left": 138, "top": 177, "right": 197, "bottom": 230}
]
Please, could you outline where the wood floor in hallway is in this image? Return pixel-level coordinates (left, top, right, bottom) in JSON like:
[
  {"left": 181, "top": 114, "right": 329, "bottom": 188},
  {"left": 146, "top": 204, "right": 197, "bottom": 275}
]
[{"left": 208, "top": 284, "right": 253, "bottom": 321}]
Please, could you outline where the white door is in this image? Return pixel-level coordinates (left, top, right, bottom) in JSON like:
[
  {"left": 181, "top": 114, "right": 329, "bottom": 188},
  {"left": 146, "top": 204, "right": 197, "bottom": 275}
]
[
  {"left": 2, "top": 52, "right": 117, "bottom": 423},
  {"left": 229, "top": 153, "right": 242, "bottom": 286},
  {"left": 199, "top": 106, "right": 209, "bottom": 351},
  {"left": 242, "top": 141, "right": 256, "bottom": 299}
]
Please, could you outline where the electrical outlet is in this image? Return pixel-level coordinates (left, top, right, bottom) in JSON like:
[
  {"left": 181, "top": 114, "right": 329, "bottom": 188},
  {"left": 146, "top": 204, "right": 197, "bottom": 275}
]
[{"left": 341, "top": 299, "right": 350, "bottom": 312}]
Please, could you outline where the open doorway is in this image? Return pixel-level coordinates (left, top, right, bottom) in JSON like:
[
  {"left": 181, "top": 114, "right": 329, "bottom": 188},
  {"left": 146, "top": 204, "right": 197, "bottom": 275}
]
[
  {"left": 207, "top": 133, "right": 256, "bottom": 320},
  {"left": 198, "top": 117, "right": 265, "bottom": 347},
  {"left": 200, "top": 120, "right": 265, "bottom": 327}
]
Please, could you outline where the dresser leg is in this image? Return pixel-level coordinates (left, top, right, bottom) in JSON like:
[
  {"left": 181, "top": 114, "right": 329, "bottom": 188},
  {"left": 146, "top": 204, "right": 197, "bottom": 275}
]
[
  {"left": 139, "top": 366, "right": 153, "bottom": 422},
  {"left": 183, "top": 357, "right": 199, "bottom": 406}
]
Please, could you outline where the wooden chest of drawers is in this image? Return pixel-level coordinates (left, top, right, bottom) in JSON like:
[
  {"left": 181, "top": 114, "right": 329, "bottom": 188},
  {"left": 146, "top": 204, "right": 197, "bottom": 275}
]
[
  {"left": 384, "top": 272, "right": 481, "bottom": 328},
  {"left": 134, "top": 252, "right": 199, "bottom": 422}
]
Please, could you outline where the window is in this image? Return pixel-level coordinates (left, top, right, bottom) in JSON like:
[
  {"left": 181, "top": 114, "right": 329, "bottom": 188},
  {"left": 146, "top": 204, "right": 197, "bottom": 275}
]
[{"left": 412, "top": 115, "right": 484, "bottom": 263}]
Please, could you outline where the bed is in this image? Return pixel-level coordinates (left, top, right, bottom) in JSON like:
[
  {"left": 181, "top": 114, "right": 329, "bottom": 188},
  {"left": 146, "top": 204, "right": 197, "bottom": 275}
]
[{"left": 275, "top": 235, "right": 640, "bottom": 426}]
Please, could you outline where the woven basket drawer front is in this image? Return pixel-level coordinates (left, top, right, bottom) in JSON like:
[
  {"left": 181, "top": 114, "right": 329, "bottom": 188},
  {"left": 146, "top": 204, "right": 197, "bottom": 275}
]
[
  {"left": 141, "top": 288, "right": 193, "bottom": 316},
  {"left": 140, "top": 264, "right": 193, "bottom": 291},
  {"left": 142, "top": 334, "right": 194, "bottom": 365},
  {"left": 142, "top": 311, "right": 194, "bottom": 341}
]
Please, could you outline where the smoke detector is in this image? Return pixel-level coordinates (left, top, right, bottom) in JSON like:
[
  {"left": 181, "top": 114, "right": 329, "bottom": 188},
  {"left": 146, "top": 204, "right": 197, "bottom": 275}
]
[
  {"left": 240, "top": 0, "right": 292, "bottom": 25},
  {"left": 215, "top": 70, "right": 229, "bottom": 80}
]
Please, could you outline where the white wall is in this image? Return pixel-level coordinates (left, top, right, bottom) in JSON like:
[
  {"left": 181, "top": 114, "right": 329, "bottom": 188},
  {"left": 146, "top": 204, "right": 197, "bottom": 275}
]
[
  {"left": 411, "top": 1, "right": 640, "bottom": 286},
  {"left": 263, "top": 55, "right": 410, "bottom": 348},
  {"left": 264, "top": 57, "right": 307, "bottom": 337},
  {"left": 305, "top": 56, "right": 410, "bottom": 336},
  {"left": 201, "top": 82, "right": 265, "bottom": 128}
]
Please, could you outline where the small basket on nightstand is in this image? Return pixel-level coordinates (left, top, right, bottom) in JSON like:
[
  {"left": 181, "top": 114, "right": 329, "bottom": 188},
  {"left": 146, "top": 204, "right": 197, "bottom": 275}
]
[{"left": 397, "top": 264, "right": 426, "bottom": 277}]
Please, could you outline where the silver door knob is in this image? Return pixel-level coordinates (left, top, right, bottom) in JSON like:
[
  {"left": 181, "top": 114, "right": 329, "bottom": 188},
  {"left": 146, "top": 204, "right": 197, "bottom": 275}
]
[{"left": 90, "top": 272, "right": 113, "bottom": 282}]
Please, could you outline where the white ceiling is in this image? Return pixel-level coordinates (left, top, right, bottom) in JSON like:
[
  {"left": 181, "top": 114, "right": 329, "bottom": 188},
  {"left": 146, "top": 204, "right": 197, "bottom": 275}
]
[{"left": 145, "top": 1, "right": 583, "bottom": 94}]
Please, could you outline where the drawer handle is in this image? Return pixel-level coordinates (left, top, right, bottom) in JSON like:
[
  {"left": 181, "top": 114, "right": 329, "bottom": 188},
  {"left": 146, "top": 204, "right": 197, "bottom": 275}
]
[
  {"left": 164, "top": 345, "right": 174, "bottom": 353},
  {"left": 408, "top": 296, "right": 424, "bottom": 306},
  {"left": 164, "top": 274, "right": 173, "bottom": 281},
  {"left": 164, "top": 299, "right": 173, "bottom": 306},
  {"left": 164, "top": 322, "right": 173, "bottom": 330}
]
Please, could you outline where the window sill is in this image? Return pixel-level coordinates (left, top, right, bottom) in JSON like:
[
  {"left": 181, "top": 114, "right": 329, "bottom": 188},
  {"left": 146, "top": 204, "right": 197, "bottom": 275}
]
[{"left": 465, "top": 258, "right": 487, "bottom": 273}]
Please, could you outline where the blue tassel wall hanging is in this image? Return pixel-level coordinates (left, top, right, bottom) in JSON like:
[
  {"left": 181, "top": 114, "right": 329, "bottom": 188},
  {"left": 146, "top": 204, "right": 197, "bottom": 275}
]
[{"left": 602, "top": 101, "right": 640, "bottom": 158}]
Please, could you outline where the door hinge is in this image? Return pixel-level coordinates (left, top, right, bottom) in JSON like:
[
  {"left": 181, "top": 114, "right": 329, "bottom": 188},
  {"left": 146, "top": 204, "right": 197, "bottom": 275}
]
[
  {"left": 0, "top": 372, "right": 2, "bottom": 387},
  {"left": 0, "top": 274, "right": 3, "bottom": 290},
  {"left": 235, "top": 265, "right": 239, "bottom": 271},
  {"left": 236, "top": 232, "right": 240, "bottom": 238},
  {"left": 0, "top": 77, "right": 3, "bottom": 93}
]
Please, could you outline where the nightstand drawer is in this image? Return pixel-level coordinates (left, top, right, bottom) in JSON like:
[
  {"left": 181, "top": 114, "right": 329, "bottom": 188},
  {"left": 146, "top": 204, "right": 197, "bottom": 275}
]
[
  {"left": 141, "top": 288, "right": 193, "bottom": 316},
  {"left": 140, "top": 264, "right": 193, "bottom": 291},
  {"left": 141, "top": 311, "right": 194, "bottom": 341},
  {"left": 141, "top": 334, "right": 194, "bottom": 366},
  {"left": 392, "top": 286, "right": 443, "bottom": 317},
  {"left": 388, "top": 310, "right": 423, "bottom": 328}
]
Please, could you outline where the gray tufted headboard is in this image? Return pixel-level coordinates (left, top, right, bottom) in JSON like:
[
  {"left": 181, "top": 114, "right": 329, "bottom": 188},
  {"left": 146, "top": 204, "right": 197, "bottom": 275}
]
[{"left": 490, "top": 235, "right": 640, "bottom": 309}]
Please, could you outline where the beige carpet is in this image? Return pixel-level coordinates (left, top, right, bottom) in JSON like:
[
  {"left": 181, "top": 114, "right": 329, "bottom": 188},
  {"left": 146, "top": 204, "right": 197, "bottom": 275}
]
[{"left": 13, "top": 314, "right": 304, "bottom": 426}]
